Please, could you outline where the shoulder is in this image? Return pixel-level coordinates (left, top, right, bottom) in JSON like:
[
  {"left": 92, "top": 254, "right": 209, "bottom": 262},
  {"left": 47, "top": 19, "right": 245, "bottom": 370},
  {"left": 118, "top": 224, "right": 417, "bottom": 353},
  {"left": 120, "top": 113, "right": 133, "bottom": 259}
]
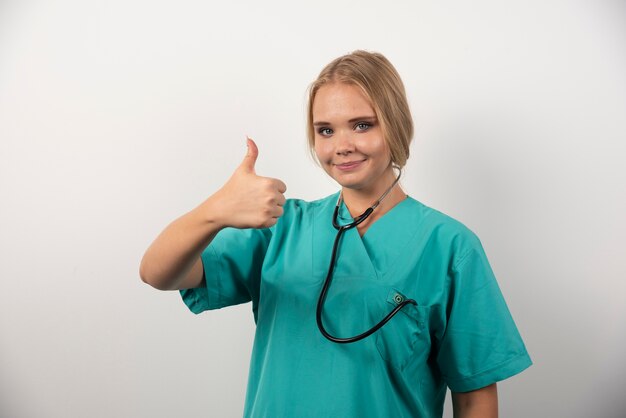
[
  {"left": 284, "top": 193, "right": 338, "bottom": 210},
  {"left": 280, "top": 193, "right": 338, "bottom": 219},
  {"left": 405, "top": 197, "right": 484, "bottom": 269},
  {"left": 270, "top": 193, "right": 338, "bottom": 232},
  {"left": 405, "top": 196, "right": 479, "bottom": 239}
]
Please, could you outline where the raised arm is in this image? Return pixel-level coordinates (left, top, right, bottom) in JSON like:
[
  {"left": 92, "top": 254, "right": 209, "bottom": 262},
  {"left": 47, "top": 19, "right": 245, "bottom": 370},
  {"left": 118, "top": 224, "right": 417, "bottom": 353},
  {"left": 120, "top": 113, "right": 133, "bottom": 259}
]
[{"left": 139, "top": 138, "right": 287, "bottom": 290}]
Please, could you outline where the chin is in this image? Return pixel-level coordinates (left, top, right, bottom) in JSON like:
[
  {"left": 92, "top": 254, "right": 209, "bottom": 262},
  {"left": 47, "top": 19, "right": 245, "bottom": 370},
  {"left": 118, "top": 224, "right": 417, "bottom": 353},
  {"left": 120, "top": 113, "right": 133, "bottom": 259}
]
[
  {"left": 334, "top": 179, "right": 369, "bottom": 191},
  {"left": 329, "top": 173, "right": 365, "bottom": 188}
]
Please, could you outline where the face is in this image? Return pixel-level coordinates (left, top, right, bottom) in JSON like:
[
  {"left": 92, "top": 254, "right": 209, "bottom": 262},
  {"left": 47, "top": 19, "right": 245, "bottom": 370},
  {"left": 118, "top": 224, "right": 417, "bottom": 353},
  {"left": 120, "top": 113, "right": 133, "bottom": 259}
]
[{"left": 312, "top": 83, "right": 393, "bottom": 194}]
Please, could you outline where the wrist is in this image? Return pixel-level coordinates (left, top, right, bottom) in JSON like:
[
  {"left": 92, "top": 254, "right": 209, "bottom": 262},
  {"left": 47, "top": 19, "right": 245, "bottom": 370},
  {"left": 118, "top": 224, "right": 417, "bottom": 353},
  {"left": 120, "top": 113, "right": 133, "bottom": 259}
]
[{"left": 195, "top": 193, "right": 229, "bottom": 231}]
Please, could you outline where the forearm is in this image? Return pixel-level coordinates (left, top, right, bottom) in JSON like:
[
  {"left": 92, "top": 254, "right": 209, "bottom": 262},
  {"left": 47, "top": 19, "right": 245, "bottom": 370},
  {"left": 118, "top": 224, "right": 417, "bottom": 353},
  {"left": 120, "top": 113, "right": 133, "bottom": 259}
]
[
  {"left": 140, "top": 138, "right": 287, "bottom": 291},
  {"left": 139, "top": 197, "right": 224, "bottom": 290},
  {"left": 452, "top": 383, "right": 498, "bottom": 418}
]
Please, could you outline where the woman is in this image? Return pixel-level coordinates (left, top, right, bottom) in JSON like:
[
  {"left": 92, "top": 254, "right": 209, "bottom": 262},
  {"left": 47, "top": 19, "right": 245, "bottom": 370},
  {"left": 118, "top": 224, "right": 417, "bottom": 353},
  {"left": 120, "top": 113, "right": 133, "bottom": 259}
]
[{"left": 140, "top": 50, "right": 531, "bottom": 417}]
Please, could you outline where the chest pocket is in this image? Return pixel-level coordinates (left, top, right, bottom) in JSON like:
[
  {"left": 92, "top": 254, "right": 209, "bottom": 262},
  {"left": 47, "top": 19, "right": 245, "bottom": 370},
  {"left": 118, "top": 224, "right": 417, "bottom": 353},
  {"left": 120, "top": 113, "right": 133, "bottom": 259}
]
[{"left": 375, "top": 289, "right": 431, "bottom": 371}]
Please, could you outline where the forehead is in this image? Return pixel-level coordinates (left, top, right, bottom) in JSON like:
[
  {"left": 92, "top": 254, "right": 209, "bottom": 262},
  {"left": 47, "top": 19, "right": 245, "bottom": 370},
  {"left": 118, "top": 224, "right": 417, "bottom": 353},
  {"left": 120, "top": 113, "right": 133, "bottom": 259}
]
[{"left": 312, "top": 83, "right": 375, "bottom": 121}]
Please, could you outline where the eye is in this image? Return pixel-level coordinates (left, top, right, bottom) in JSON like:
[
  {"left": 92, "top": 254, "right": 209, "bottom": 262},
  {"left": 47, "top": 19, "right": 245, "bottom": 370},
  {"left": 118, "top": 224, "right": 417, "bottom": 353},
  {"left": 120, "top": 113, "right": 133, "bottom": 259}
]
[
  {"left": 317, "top": 127, "right": 333, "bottom": 137},
  {"left": 355, "top": 122, "right": 372, "bottom": 131}
]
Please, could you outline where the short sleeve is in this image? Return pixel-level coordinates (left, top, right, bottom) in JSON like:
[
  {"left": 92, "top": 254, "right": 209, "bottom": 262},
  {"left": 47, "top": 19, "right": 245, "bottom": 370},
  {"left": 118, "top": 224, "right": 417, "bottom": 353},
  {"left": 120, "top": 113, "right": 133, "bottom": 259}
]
[
  {"left": 436, "top": 243, "right": 532, "bottom": 392},
  {"left": 179, "top": 227, "right": 272, "bottom": 320}
]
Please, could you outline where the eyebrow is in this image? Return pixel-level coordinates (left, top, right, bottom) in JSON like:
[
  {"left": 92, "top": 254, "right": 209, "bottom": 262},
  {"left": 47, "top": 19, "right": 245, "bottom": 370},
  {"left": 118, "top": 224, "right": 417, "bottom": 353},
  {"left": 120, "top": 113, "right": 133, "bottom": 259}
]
[{"left": 312, "top": 115, "right": 377, "bottom": 126}]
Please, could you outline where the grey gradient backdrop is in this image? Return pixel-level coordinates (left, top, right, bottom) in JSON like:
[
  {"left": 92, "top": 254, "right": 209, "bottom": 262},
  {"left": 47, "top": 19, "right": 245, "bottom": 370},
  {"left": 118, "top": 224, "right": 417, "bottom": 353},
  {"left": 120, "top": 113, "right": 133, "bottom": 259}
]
[{"left": 1, "top": 0, "right": 625, "bottom": 417}]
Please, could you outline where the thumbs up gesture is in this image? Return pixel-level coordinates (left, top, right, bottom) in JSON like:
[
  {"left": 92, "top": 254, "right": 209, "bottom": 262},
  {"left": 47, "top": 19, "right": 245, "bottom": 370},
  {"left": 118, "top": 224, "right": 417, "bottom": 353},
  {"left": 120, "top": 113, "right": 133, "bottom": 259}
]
[{"left": 209, "top": 137, "right": 287, "bottom": 229}]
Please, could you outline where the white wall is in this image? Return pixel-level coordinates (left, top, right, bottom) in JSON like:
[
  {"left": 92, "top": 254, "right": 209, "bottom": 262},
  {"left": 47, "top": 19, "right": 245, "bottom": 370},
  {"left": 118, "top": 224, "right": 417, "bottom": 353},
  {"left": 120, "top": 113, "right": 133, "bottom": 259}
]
[{"left": 1, "top": 1, "right": 625, "bottom": 417}]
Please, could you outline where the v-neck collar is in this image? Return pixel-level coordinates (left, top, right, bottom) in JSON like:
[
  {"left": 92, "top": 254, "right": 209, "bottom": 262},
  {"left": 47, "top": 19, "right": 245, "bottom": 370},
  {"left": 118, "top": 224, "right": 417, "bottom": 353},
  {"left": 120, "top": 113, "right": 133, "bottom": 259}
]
[{"left": 312, "top": 193, "right": 423, "bottom": 282}]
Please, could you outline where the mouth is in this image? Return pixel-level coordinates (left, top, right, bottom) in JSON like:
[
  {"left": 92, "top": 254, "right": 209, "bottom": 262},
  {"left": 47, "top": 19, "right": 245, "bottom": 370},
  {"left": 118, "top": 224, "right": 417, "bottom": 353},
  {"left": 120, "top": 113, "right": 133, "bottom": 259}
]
[{"left": 334, "top": 159, "right": 366, "bottom": 171}]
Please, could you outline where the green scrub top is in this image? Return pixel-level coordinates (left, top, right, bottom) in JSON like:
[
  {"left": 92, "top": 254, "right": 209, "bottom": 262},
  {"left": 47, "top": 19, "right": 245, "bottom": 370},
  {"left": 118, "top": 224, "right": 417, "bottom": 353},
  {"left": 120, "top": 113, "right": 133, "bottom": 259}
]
[{"left": 181, "top": 193, "right": 531, "bottom": 418}]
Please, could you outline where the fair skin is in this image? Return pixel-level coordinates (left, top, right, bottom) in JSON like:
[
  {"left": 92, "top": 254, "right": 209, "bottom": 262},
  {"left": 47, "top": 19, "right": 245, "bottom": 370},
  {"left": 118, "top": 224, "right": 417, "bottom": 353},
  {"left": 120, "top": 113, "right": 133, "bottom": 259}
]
[
  {"left": 139, "top": 137, "right": 286, "bottom": 290},
  {"left": 312, "top": 82, "right": 405, "bottom": 235},
  {"left": 140, "top": 81, "right": 498, "bottom": 416}
]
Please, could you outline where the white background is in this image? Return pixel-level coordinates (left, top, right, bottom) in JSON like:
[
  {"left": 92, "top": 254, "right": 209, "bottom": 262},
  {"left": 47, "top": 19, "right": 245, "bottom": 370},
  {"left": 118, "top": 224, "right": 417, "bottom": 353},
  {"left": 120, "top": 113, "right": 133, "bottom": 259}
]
[{"left": 1, "top": 0, "right": 625, "bottom": 417}]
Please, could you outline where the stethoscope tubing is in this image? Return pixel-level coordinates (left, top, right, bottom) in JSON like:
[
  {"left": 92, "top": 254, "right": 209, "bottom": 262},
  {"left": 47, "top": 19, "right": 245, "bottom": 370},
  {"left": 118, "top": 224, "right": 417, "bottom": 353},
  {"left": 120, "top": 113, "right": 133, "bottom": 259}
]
[{"left": 316, "top": 171, "right": 417, "bottom": 344}]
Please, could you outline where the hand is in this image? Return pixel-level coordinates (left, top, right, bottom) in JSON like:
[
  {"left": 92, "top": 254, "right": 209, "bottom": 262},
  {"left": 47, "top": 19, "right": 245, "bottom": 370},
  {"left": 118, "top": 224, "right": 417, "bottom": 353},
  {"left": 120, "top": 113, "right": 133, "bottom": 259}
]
[{"left": 209, "top": 137, "right": 287, "bottom": 229}]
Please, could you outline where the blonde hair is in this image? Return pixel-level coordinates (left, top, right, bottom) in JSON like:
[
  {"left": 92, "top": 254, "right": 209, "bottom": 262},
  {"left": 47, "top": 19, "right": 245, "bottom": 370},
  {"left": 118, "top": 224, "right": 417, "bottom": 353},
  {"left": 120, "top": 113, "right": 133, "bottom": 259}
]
[{"left": 307, "top": 50, "right": 413, "bottom": 167}]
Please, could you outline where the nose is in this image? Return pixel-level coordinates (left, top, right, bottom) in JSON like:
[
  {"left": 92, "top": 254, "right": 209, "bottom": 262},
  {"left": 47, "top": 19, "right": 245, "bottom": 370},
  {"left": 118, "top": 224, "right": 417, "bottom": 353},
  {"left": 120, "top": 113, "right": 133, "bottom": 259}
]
[{"left": 335, "top": 129, "right": 355, "bottom": 155}]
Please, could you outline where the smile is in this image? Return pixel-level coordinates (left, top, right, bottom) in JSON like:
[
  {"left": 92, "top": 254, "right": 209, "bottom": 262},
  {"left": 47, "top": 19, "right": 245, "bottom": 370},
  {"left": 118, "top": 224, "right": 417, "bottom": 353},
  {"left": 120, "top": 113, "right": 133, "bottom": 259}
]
[{"left": 334, "top": 160, "right": 366, "bottom": 171}]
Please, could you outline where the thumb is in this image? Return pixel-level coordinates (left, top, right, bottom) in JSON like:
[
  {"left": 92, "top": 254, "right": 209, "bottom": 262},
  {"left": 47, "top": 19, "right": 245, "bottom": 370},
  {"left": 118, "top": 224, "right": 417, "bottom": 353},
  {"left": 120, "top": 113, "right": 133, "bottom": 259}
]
[{"left": 240, "top": 136, "right": 258, "bottom": 173}]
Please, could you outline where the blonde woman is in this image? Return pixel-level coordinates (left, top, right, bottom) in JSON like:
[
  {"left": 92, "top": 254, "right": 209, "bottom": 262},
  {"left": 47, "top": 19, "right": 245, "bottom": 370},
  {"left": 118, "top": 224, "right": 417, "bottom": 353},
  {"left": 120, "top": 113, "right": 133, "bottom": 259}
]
[{"left": 140, "top": 50, "right": 531, "bottom": 417}]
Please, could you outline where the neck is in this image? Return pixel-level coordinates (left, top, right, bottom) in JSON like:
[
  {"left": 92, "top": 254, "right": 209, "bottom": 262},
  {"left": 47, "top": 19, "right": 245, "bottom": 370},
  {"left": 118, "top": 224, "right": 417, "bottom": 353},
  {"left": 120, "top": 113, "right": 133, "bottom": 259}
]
[{"left": 341, "top": 168, "right": 406, "bottom": 221}]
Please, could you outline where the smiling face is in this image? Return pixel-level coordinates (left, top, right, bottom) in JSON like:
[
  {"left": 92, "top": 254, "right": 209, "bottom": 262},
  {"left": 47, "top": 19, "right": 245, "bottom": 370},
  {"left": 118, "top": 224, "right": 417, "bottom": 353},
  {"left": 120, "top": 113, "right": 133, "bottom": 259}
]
[{"left": 313, "top": 82, "right": 395, "bottom": 195}]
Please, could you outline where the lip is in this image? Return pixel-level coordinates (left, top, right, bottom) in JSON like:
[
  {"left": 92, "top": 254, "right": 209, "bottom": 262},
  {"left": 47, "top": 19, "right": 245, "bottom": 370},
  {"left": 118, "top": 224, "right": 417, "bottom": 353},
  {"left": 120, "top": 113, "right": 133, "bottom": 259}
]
[{"left": 334, "top": 159, "right": 366, "bottom": 171}]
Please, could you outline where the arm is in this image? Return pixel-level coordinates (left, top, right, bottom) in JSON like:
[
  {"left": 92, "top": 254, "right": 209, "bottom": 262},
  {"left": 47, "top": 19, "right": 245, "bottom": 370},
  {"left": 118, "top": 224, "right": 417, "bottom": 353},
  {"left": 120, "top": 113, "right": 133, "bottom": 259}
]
[
  {"left": 452, "top": 383, "right": 498, "bottom": 418},
  {"left": 139, "top": 198, "right": 224, "bottom": 290},
  {"left": 139, "top": 138, "right": 286, "bottom": 290}
]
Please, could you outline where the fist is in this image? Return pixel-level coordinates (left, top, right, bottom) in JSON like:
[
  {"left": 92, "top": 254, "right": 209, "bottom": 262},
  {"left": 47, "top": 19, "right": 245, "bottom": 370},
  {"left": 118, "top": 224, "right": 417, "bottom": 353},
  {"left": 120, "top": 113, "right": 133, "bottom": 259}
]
[{"left": 211, "top": 137, "right": 287, "bottom": 229}]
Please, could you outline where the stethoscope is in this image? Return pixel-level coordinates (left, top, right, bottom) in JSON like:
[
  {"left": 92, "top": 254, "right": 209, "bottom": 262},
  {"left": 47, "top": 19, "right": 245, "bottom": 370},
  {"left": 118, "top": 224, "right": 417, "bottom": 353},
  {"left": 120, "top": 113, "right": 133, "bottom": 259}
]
[{"left": 316, "top": 167, "right": 417, "bottom": 344}]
